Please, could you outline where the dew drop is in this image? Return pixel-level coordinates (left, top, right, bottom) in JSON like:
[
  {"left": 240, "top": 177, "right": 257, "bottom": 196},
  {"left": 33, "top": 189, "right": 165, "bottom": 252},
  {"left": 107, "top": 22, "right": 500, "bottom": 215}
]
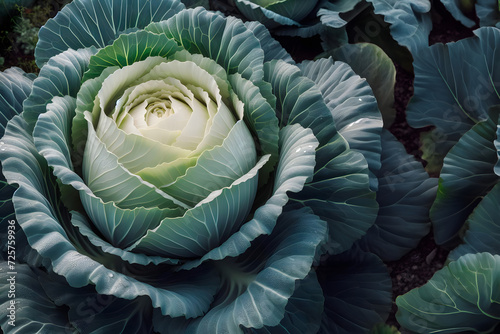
[
  {"left": 108, "top": 273, "right": 114, "bottom": 278},
  {"left": 295, "top": 147, "right": 301, "bottom": 153}
]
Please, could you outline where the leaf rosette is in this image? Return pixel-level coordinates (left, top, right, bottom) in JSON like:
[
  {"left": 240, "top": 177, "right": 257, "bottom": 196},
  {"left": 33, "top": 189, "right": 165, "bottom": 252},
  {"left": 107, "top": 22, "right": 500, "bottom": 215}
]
[{"left": 0, "top": 0, "right": 405, "bottom": 332}]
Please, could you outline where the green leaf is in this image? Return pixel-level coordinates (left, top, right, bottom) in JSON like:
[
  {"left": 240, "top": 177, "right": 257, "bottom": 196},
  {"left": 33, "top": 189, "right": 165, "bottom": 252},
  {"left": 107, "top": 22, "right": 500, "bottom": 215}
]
[
  {"left": 244, "top": 21, "right": 294, "bottom": 64},
  {"left": 228, "top": 72, "right": 280, "bottom": 178},
  {"left": 146, "top": 7, "right": 265, "bottom": 82},
  {"left": 299, "top": 57, "right": 383, "bottom": 190},
  {"left": 0, "top": 263, "right": 76, "bottom": 333},
  {"left": 160, "top": 120, "right": 257, "bottom": 207},
  {"left": 318, "top": 250, "right": 393, "bottom": 334},
  {"left": 449, "top": 182, "right": 500, "bottom": 261},
  {"left": 83, "top": 30, "right": 182, "bottom": 81},
  {"left": 153, "top": 207, "right": 327, "bottom": 334},
  {"left": 291, "top": 132, "right": 378, "bottom": 255},
  {"left": 406, "top": 26, "right": 500, "bottom": 170},
  {"left": 35, "top": 0, "right": 185, "bottom": 67},
  {"left": 431, "top": 117, "right": 499, "bottom": 246},
  {"left": 1, "top": 114, "right": 219, "bottom": 319},
  {"left": 264, "top": 59, "right": 337, "bottom": 146},
  {"left": 70, "top": 210, "right": 180, "bottom": 265},
  {"left": 234, "top": 0, "right": 301, "bottom": 29},
  {"left": 251, "top": 272, "right": 324, "bottom": 334},
  {"left": 179, "top": 123, "right": 319, "bottom": 270},
  {"left": 127, "top": 154, "right": 269, "bottom": 258},
  {"left": 33, "top": 95, "right": 183, "bottom": 248},
  {"left": 396, "top": 253, "right": 500, "bottom": 333},
  {"left": 23, "top": 47, "right": 98, "bottom": 132},
  {"left": 83, "top": 111, "right": 188, "bottom": 210},
  {"left": 0, "top": 67, "right": 36, "bottom": 137},
  {"left": 324, "top": 43, "right": 397, "bottom": 127},
  {"left": 357, "top": 130, "right": 436, "bottom": 261}
]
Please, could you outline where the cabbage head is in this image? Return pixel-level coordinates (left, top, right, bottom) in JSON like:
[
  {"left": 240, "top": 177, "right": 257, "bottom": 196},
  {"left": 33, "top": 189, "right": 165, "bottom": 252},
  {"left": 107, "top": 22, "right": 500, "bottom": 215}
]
[{"left": 0, "top": 0, "right": 399, "bottom": 332}]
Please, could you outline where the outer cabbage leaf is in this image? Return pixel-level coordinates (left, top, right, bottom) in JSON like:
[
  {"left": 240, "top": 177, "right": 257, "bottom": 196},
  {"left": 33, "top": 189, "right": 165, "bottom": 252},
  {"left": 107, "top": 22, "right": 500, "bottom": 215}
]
[
  {"left": 495, "top": 112, "right": 500, "bottom": 176},
  {"left": 243, "top": 21, "right": 294, "bottom": 64},
  {"left": 152, "top": 207, "right": 327, "bottom": 334},
  {"left": 0, "top": 263, "right": 76, "bottom": 333},
  {"left": 35, "top": 0, "right": 185, "bottom": 67},
  {"left": 250, "top": 272, "right": 324, "bottom": 334},
  {"left": 317, "top": 249, "right": 393, "bottom": 334},
  {"left": 23, "top": 47, "right": 98, "bottom": 131},
  {"left": 234, "top": 0, "right": 302, "bottom": 30},
  {"left": 266, "top": 59, "right": 378, "bottom": 255},
  {"left": 323, "top": 43, "right": 397, "bottom": 127},
  {"left": 357, "top": 130, "right": 436, "bottom": 261},
  {"left": 146, "top": 7, "right": 265, "bottom": 82},
  {"left": 0, "top": 67, "right": 35, "bottom": 257},
  {"left": 366, "top": 0, "right": 432, "bottom": 53},
  {"left": 298, "top": 57, "right": 383, "bottom": 190},
  {"left": 449, "top": 182, "right": 500, "bottom": 261},
  {"left": 406, "top": 26, "right": 500, "bottom": 172},
  {"left": 0, "top": 67, "right": 36, "bottom": 136},
  {"left": 38, "top": 270, "right": 154, "bottom": 333},
  {"left": 396, "top": 252, "right": 500, "bottom": 333},
  {"left": 431, "top": 116, "right": 499, "bottom": 246}
]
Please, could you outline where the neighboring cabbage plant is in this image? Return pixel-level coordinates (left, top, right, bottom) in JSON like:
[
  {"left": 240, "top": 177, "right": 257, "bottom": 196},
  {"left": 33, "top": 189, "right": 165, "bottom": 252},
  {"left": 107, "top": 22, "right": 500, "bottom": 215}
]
[
  {"left": 439, "top": 0, "right": 500, "bottom": 28},
  {"left": 395, "top": 26, "right": 500, "bottom": 333},
  {"left": 0, "top": 0, "right": 439, "bottom": 333}
]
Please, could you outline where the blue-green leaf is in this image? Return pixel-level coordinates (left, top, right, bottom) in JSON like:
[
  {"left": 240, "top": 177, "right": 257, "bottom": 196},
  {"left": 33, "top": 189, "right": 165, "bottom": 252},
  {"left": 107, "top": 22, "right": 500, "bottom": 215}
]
[
  {"left": 318, "top": 249, "right": 392, "bottom": 334},
  {"left": 449, "top": 182, "right": 500, "bottom": 261},
  {"left": 290, "top": 131, "right": 378, "bottom": 255},
  {"left": 23, "top": 47, "right": 98, "bottom": 132},
  {"left": 251, "top": 271, "right": 324, "bottom": 334},
  {"left": 35, "top": 0, "right": 185, "bottom": 67},
  {"left": 357, "top": 130, "right": 436, "bottom": 261},
  {"left": 476, "top": 0, "right": 500, "bottom": 28},
  {"left": 234, "top": 0, "right": 301, "bottom": 29},
  {"left": 299, "top": 57, "right": 383, "bottom": 190},
  {"left": 264, "top": 59, "right": 337, "bottom": 146},
  {"left": 431, "top": 117, "right": 499, "bottom": 246},
  {"left": 244, "top": 21, "right": 294, "bottom": 64},
  {"left": 38, "top": 270, "right": 154, "bottom": 333},
  {"left": 406, "top": 26, "right": 500, "bottom": 170},
  {"left": 323, "top": 43, "right": 397, "bottom": 127},
  {"left": 366, "top": 0, "right": 432, "bottom": 53},
  {"left": 228, "top": 72, "right": 280, "bottom": 177},
  {"left": 146, "top": 7, "right": 265, "bottom": 82},
  {"left": 153, "top": 207, "right": 327, "bottom": 334},
  {"left": 495, "top": 112, "right": 500, "bottom": 176},
  {"left": 440, "top": 0, "right": 476, "bottom": 27},
  {"left": 0, "top": 67, "right": 36, "bottom": 136},
  {"left": 0, "top": 263, "right": 76, "bottom": 333},
  {"left": 396, "top": 252, "right": 500, "bottom": 333}
]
